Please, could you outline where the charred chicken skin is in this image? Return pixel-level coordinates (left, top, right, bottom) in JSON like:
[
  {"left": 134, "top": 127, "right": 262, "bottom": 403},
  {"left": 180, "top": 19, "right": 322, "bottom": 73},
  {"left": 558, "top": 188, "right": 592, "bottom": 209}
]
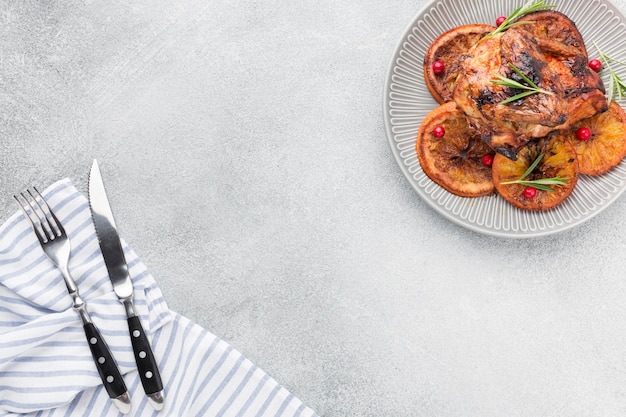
[
  {"left": 453, "top": 11, "right": 607, "bottom": 160},
  {"left": 524, "top": 11, "right": 607, "bottom": 130}
]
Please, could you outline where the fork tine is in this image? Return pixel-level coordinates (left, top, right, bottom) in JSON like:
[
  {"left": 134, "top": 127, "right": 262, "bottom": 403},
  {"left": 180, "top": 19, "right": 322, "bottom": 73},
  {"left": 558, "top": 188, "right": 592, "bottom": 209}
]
[
  {"left": 13, "top": 188, "right": 63, "bottom": 244},
  {"left": 14, "top": 191, "right": 48, "bottom": 244},
  {"left": 31, "top": 187, "right": 65, "bottom": 238},
  {"left": 27, "top": 189, "right": 58, "bottom": 241}
]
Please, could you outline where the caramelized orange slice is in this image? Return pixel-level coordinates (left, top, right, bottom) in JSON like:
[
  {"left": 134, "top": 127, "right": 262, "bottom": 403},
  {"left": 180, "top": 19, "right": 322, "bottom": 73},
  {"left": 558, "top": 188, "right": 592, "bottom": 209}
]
[
  {"left": 492, "top": 136, "right": 579, "bottom": 211},
  {"left": 423, "top": 24, "right": 495, "bottom": 104},
  {"left": 416, "top": 101, "right": 495, "bottom": 197},
  {"left": 566, "top": 101, "right": 626, "bottom": 175}
]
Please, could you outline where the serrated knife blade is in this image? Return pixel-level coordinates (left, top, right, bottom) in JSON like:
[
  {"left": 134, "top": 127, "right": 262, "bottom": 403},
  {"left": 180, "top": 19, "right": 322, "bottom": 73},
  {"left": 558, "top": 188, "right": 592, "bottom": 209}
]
[{"left": 89, "top": 159, "right": 165, "bottom": 410}]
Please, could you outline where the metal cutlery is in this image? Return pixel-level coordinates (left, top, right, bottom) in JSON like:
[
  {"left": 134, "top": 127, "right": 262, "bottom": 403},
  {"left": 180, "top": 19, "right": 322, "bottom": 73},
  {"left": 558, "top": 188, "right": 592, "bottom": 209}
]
[
  {"left": 14, "top": 188, "right": 132, "bottom": 414},
  {"left": 88, "top": 160, "right": 164, "bottom": 410}
]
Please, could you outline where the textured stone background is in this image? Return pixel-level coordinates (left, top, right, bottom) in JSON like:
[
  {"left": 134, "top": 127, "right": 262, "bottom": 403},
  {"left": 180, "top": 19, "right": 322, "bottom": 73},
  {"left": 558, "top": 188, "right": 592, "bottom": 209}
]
[{"left": 3, "top": 0, "right": 626, "bottom": 416}]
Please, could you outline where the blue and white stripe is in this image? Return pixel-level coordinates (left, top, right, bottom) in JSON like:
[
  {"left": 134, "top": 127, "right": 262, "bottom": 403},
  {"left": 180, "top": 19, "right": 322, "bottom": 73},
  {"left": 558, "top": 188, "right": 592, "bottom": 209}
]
[{"left": 0, "top": 179, "right": 318, "bottom": 417}]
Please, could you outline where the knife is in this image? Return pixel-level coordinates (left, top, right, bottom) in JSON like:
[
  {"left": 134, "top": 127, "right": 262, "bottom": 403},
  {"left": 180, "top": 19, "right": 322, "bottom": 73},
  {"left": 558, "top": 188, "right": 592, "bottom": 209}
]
[{"left": 88, "top": 159, "right": 165, "bottom": 410}]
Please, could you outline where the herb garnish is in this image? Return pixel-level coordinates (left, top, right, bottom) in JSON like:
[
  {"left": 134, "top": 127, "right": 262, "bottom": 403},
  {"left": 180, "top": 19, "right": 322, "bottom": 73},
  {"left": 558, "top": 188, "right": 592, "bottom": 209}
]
[
  {"left": 491, "top": 63, "right": 554, "bottom": 105},
  {"left": 500, "top": 153, "right": 569, "bottom": 191},
  {"left": 592, "top": 41, "right": 626, "bottom": 104},
  {"left": 483, "top": 0, "right": 555, "bottom": 40}
]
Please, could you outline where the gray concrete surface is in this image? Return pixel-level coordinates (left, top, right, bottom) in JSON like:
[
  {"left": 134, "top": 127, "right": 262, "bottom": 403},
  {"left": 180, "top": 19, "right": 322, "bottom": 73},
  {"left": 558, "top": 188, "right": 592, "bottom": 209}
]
[{"left": 3, "top": 0, "right": 626, "bottom": 416}]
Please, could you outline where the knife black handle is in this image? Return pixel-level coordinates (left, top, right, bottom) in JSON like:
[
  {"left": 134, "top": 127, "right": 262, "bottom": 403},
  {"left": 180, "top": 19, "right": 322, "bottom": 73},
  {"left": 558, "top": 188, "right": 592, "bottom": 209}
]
[
  {"left": 83, "top": 322, "right": 128, "bottom": 399},
  {"left": 128, "top": 316, "right": 163, "bottom": 395}
]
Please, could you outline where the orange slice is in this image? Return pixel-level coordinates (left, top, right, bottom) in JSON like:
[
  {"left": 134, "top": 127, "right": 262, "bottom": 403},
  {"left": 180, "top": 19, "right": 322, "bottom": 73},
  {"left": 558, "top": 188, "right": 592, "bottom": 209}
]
[
  {"left": 423, "top": 24, "right": 495, "bottom": 104},
  {"left": 416, "top": 101, "right": 495, "bottom": 197},
  {"left": 492, "top": 136, "right": 579, "bottom": 211},
  {"left": 566, "top": 101, "right": 626, "bottom": 175}
]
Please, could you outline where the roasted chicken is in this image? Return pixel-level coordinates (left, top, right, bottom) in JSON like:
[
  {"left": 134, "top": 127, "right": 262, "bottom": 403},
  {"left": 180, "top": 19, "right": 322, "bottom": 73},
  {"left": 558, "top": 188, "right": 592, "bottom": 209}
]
[{"left": 453, "top": 11, "right": 607, "bottom": 160}]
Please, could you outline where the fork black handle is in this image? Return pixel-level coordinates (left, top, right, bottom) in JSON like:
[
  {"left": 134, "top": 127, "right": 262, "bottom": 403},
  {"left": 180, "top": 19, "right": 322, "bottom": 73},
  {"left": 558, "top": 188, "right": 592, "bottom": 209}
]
[
  {"left": 128, "top": 316, "right": 163, "bottom": 395},
  {"left": 83, "top": 323, "right": 128, "bottom": 399}
]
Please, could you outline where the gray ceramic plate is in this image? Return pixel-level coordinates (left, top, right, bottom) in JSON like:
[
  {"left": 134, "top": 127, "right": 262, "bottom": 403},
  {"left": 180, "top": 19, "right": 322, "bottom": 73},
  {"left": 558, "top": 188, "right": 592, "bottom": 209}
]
[{"left": 384, "top": 0, "right": 626, "bottom": 238}]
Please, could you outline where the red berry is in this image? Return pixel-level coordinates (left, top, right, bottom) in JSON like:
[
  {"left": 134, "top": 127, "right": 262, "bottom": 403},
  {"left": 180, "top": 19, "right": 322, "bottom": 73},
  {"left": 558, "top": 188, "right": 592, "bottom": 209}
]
[
  {"left": 589, "top": 59, "right": 602, "bottom": 72},
  {"left": 481, "top": 154, "right": 494, "bottom": 167},
  {"left": 432, "top": 60, "right": 445, "bottom": 75},
  {"left": 576, "top": 126, "right": 591, "bottom": 141},
  {"left": 523, "top": 186, "right": 537, "bottom": 199},
  {"left": 433, "top": 125, "right": 445, "bottom": 138},
  {"left": 496, "top": 16, "right": 507, "bottom": 26}
]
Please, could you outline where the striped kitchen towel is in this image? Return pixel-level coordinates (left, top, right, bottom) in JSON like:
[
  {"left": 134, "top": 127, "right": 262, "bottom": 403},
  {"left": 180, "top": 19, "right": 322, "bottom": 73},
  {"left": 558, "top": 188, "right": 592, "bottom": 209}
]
[{"left": 0, "top": 179, "right": 319, "bottom": 417}]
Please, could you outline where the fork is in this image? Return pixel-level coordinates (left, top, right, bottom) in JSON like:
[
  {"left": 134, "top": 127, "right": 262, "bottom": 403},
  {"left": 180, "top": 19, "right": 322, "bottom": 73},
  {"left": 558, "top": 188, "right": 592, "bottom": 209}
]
[{"left": 15, "top": 188, "right": 132, "bottom": 414}]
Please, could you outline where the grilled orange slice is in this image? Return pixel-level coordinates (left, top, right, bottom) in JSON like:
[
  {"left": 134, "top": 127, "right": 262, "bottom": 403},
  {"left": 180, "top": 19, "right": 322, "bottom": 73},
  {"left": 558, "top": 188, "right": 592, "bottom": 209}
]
[
  {"left": 416, "top": 101, "right": 495, "bottom": 197},
  {"left": 492, "top": 136, "right": 579, "bottom": 211},
  {"left": 565, "top": 102, "right": 626, "bottom": 175},
  {"left": 423, "top": 24, "right": 495, "bottom": 104}
]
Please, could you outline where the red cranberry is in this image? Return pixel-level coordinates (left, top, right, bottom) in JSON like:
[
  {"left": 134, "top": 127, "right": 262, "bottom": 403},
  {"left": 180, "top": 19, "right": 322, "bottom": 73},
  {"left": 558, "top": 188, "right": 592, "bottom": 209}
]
[
  {"left": 433, "top": 125, "right": 445, "bottom": 138},
  {"left": 576, "top": 126, "right": 591, "bottom": 141},
  {"left": 481, "top": 154, "right": 494, "bottom": 167},
  {"left": 432, "top": 60, "right": 445, "bottom": 75},
  {"left": 589, "top": 59, "right": 602, "bottom": 72},
  {"left": 496, "top": 16, "right": 507, "bottom": 27},
  {"left": 523, "top": 186, "right": 537, "bottom": 199}
]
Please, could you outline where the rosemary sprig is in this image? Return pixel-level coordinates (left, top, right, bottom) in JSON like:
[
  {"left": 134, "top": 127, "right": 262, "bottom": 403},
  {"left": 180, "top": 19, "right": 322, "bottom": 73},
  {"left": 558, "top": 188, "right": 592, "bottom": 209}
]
[
  {"left": 483, "top": 0, "right": 555, "bottom": 40},
  {"left": 500, "top": 153, "right": 569, "bottom": 192},
  {"left": 592, "top": 41, "right": 626, "bottom": 104},
  {"left": 491, "top": 63, "right": 554, "bottom": 105}
]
